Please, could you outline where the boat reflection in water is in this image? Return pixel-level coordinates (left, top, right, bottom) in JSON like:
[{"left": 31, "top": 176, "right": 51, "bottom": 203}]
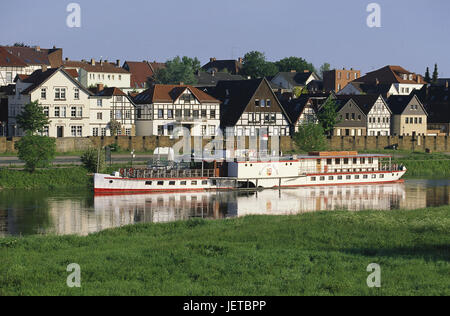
[{"left": 91, "top": 183, "right": 406, "bottom": 233}]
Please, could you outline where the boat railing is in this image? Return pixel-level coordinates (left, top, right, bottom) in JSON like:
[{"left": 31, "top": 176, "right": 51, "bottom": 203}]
[
  {"left": 298, "top": 164, "right": 405, "bottom": 175},
  {"left": 120, "top": 168, "right": 215, "bottom": 179}
]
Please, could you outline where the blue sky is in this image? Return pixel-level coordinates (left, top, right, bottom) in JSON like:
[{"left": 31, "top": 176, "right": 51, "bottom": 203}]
[{"left": 1, "top": 0, "right": 449, "bottom": 76}]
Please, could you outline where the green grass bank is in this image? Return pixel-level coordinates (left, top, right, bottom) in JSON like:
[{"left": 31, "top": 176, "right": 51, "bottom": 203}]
[
  {"left": 1, "top": 206, "right": 449, "bottom": 296},
  {"left": 0, "top": 167, "right": 92, "bottom": 190}
]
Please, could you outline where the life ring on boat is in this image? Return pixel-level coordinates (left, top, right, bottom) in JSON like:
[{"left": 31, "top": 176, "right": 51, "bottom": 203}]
[
  {"left": 119, "top": 168, "right": 125, "bottom": 177},
  {"left": 128, "top": 168, "right": 135, "bottom": 176}
]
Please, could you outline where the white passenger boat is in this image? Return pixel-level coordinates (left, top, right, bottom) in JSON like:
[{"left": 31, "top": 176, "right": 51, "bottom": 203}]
[{"left": 94, "top": 151, "right": 406, "bottom": 194}]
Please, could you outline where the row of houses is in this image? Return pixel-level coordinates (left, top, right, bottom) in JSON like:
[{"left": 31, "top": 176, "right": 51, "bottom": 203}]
[{"left": 0, "top": 45, "right": 448, "bottom": 138}]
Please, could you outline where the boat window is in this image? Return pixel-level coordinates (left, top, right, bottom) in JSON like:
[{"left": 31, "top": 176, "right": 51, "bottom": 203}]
[
  {"left": 157, "top": 181, "right": 164, "bottom": 185},
  {"left": 361, "top": 158, "right": 365, "bottom": 164},
  {"left": 329, "top": 176, "right": 334, "bottom": 180},
  {"left": 145, "top": 181, "right": 152, "bottom": 185},
  {"left": 344, "top": 158, "right": 349, "bottom": 165},
  {"left": 327, "top": 159, "right": 332, "bottom": 165},
  {"left": 320, "top": 176, "right": 325, "bottom": 181},
  {"left": 353, "top": 158, "right": 358, "bottom": 164},
  {"left": 363, "top": 175, "right": 368, "bottom": 179},
  {"left": 191, "top": 181, "right": 198, "bottom": 185},
  {"left": 335, "top": 159, "right": 341, "bottom": 164},
  {"left": 338, "top": 176, "right": 343, "bottom": 180},
  {"left": 372, "top": 174, "right": 376, "bottom": 179},
  {"left": 380, "top": 174, "right": 384, "bottom": 178},
  {"left": 346, "top": 175, "right": 351, "bottom": 180},
  {"left": 169, "top": 181, "right": 176, "bottom": 186},
  {"left": 311, "top": 177, "right": 316, "bottom": 181},
  {"left": 180, "top": 181, "right": 187, "bottom": 185},
  {"left": 202, "top": 180, "right": 208, "bottom": 185},
  {"left": 368, "top": 158, "right": 373, "bottom": 164},
  {"left": 212, "top": 180, "right": 217, "bottom": 186},
  {"left": 355, "top": 175, "right": 360, "bottom": 179}
]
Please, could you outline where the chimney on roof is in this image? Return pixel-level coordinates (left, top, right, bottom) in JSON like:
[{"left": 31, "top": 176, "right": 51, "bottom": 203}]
[
  {"left": 116, "top": 59, "right": 120, "bottom": 67},
  {"left": 238, "top": 57, "right": 243, "bottom": 64},
  {"left": 100, "top": 60, "right": 104, "bottom": 66},
  {"left": 91, "top": 59, "right": 95, "bottom": 66},
  {"left": 97, "top": 84, "right": 104, "bottom": 92},
  {"left": 41, "top": 65, "right": 48, "bottom": 72},
  {"left": 35, "top": 46, "right": 40, "bottom": 52},
  {"left": 210, "top": 57, "right": 216, "bottom": 63}
]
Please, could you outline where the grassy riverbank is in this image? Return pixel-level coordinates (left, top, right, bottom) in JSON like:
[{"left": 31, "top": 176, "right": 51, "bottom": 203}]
[
  {"left": 1, "top": 206, "right": 449, "bottom": 296},
  {"left": 392, "top": 152, "right": 450, "bottom": 178},
  {"left": 0, "top": 167, "right": 92, "bottom": 190}
]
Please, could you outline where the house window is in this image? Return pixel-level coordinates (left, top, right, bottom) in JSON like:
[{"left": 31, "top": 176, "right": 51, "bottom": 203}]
[
  {"left": 71, "top": 107, "right": 77, "bottom": 117},
  {"left": 42, "top": 126, "right": 49, "bottom": 137},
  {"left": 97, "top": 99, "right": 103, "bottom": 107},
  {"left": 260, "top": 99, "right": 266, "bottom": 107},
  {"left": 125, "top": 110, "right": 131, "bottom": 119},
  {"left": 201, "top": 110, "right": 207, "bottom": 118},
  {"left": 43, "top": 106, "right": 49, "bottom": 117},
  {"left": 168, "top": 109, "right": 173, "bottom": 119},
  {"left": 209, "top": 125, "right": 216, "bottom": 135},
  {"left": 184, "top": 109, "right": 191, "bottom": 117},
  {"left": 101, "top": 128, "right": 107, "bottom": 136},
  {"left": 6, "top": 72, "right": 12, "bottom": 83},
  {"left": 267, "top": 99, "right": 271, "bottom": 107},
  {"left": 116, "top": 110, "right": 122, "bottom": 120},
  {"left": 210, "top": 110, "right": 216, "bottom": 119},
  {"left": 202, "top": 125, "right": 207, "bottom": 136},
  {"left": 71, "top": 126, "right": 76, "bottom": 137},
  {"left": 93, "top": 128, "right": 99, "bottom": 136},
  {"left": 61, "top": 107, "right": 66, "bottom": 118},
  {"left": 167, "top": 125, "right": 174, "bottom": 136},
  {"left": 157, "top": 125, "right": 164, "bottom": 135},
  {"left": 175, "top": 109, "right": 182, "bottom": 118},
  {"left": 193, "top": 110, "right": 199, "bottom": 118},
  {"left": 77, "top": 126, "right": 82, "bottom": 137},
  {"left": 405, "top": 118, "right": 409, "bottom": 124},
  {"left": 97, "top": 112, "right": 102, "bottom": 120},
  {"left": 125, "top": 128, "right": 131, "bottom": 136},
  {"left": 158, "top": 109, "right": 164, "bottom": 119},
  {"left": 41, "top": 88, "right": 47, "bottom": 99},
  {"left": 77, "top": 107, "right": 83, "bottom": 117},
  {"left": 54, "top": 107, "right": 60, "bottom": 117},
  {"left": 74, "top": 88, "right": 80, "bottom": 100},
  {"left": 255, "top": 99, "right": 260, "bottom": 106},
  {"left": 55, "top": 88, "right": 66, "bottom": 100}
]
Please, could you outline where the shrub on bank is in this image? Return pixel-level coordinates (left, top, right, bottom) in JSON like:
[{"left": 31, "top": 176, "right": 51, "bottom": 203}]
[{"left": 0, "top": 167, "right": 92, "bottom": 190}]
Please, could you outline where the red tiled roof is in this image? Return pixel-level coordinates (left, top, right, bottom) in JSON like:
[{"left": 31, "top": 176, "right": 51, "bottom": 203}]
[
  {"left": 0, "top": 47, "right": 27, "bottom": 67},
  {"left": 90, "top": 87, "right": 127, "bottom": 97},
  {"left": 64, "top": 60, "right": 130, "bottom": 74},
  {"left": 354, "top": 65, "right": 425, "bottom": 85},
  {"left": 1, "top": 46, "right": 62, "bottom": 67},
  {"left": 124, "top": 61, "right": 154, "bottom": 89},
  {"left": 134, "top": 84, "right": 220, "bottom": 104},
  {"left": 64, "top": 68, "right": 79, "bottom": 78}
]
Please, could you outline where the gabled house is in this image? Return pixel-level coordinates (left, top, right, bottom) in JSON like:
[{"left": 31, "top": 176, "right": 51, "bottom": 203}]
[
  {"left": 347, "top": 65, "right": 425, "bottom": 96},
  {"left": 211, "top": 78, "right": 292, "bottom": 136},
  {"left": 0, "top": 47, "right": 28, "bottom": 86},
  {"left": 270, "top": 71, "right": 320, "bottom": 92},
  {"left": 201, "top": 58, "right": 243, "bottom": 75},
  {"left": 8, "top": 67, "right": 92, "bottom": 137},
  {"left": 133, "top": 84, "right": 221, "bottom": 137},
  {"left": 338, "top": 82, "right": 398, "bottom": 98},
  {"left": 89, "top": 85, "right": 136, "bottom": 136},
  {"left": 387, "top": 94, "right": 427, "bottom": 136},
  {"left": 323, "top": 68, "right": 361, "bottom": 93},
  {"left": 1, "top": 45, "right": 63, "bottom": 72},
  {"left": 281, "top": 95, "right": 319, "bottom": 133},
  {"left": 330, "top": 95, "right": 367, "bottom": 136},
  {"left": 63, "top": 59, "right": 131, "bottom": 91},
  {"left": 335, "top": 95, "right": 392, "bottom": 136}
]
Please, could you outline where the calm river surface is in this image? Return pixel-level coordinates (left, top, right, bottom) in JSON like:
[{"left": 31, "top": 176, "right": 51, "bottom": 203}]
[{"left": 1, "top": 179, "right": 449, "bottom": 237}]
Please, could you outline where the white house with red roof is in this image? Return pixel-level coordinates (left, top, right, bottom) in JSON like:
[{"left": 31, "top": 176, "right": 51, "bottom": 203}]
[
  {"left": 133, "top": 84, "right": 221, "bottom": 137},
  {"left": 8, "top": 67, "right": 92, "bottom": 137}
]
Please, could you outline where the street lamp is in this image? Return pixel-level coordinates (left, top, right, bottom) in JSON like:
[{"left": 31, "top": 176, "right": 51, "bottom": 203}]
[{"left": 131, "top": 149, "right": 136, "bottom": 168}]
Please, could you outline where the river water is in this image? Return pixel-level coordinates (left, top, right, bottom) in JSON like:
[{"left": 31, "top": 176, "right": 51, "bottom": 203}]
[{"left": 0, "top": 179, "right": 449, "bottom": 237}]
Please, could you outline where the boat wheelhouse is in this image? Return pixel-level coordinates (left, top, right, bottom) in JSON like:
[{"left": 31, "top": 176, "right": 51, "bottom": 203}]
[{"left": 94, "top": 151, "right": 406, "bottom": 194}]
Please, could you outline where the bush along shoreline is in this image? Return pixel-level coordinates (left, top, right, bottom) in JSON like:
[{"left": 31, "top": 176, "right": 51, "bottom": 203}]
[{"left": 0, "top": 167, "right": 92, "bottom": 190}]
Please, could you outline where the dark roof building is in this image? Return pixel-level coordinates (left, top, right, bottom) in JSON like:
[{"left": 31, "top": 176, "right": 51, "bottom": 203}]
[
  {"left": 201, "top": 57, "right": 243, "bottom": 75},
  {"left": 194, "top": 71, "right": 244, "bottom": 88}
]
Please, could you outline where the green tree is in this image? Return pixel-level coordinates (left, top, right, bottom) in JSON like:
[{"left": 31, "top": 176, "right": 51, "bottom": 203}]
[
  {"left": 293, "top": 86, "right": 309, "bottom": 98},
  {"left": 16, "top": 100, "right": 50, "bottom": 135},
  {"left": 432, "top": 64, "right": 439, "bottom": 84},
  {"left": 319, "top": 62, "right": 331, "bottom": 79},
  {"left": 154, "top": 56, "right": 200, "bottom": 85},
  {"left": 424, "top": 67, "right": 431, "bottom": 83},
  {"left": 317, "top": 98, "right": 340, "bottom": 136},
  {"left": 15, "top": 135, "right": 56, "bottom": 172},
  {"left": 275, "top": 57, "right": 316, "bottom": 73},
  {"left": 81, "top": 147, "right": 106, "bottom": 173},
  {"left": 242, "top": 51, "right": 278, "bottom": 79},
  {"left": 293, "top": 123, "right": 328, "bottom": 152}
]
